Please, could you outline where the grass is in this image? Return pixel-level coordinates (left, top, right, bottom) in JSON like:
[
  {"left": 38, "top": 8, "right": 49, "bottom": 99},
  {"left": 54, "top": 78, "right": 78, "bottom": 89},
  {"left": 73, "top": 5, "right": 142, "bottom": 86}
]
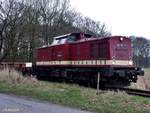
[
  {"left": 0, "top": 69, "right": 150, "bottom": 113},
  {"left": 145, "top": 68, "right": 150, "bottom": 76}
]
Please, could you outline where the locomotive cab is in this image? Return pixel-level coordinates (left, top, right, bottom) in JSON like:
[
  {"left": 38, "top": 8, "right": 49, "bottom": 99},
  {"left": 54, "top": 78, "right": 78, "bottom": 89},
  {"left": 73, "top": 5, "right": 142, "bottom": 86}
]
[{"left": 51, "top": 33, "right": 92, "bottom": 45}]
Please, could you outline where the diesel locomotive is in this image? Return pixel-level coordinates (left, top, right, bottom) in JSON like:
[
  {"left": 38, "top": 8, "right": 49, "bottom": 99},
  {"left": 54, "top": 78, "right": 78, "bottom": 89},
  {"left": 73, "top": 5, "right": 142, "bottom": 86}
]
[{"left": 34, "top": 32, "right": 144, "bottom": 85}]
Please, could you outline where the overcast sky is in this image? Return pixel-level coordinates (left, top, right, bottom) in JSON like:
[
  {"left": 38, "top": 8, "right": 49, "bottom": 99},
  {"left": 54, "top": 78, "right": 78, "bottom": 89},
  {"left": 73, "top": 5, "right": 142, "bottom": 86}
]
[{"left": 70, "top": 0, "right": 150, "bottom": 39}]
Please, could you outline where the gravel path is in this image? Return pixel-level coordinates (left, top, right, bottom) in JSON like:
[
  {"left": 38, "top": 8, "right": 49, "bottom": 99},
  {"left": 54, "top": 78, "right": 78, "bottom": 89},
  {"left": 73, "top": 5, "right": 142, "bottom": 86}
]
[{"left": 0, "top": 93, "right": 93, "bottom": 113}]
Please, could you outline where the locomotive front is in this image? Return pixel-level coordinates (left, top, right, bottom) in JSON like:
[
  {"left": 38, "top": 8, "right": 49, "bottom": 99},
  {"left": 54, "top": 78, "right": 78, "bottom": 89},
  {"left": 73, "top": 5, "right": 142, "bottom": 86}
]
[{"left": 106, "top": 36, "right": 144, "bottom": 83}]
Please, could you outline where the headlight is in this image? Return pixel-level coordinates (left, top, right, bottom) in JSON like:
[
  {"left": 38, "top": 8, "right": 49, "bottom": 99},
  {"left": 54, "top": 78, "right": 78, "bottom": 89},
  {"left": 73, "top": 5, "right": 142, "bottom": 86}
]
[
  {"left": 120, "top": 37, "right": 123, "bottom": 41},
  {"left": 141, "top": 68, "right": 144, "bottom": 71},
  {"left": 129, "top": 61, "right": 133, "bottom": 65},
  {"left": 112, "top": 61, "right": 115, "bottom": 65}
]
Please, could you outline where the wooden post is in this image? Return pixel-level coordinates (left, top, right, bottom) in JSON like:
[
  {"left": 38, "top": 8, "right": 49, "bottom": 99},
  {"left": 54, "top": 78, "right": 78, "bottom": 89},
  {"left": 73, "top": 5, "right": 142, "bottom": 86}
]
[{"left": 97, "top": 72, "right": 100, "bottom": 95}]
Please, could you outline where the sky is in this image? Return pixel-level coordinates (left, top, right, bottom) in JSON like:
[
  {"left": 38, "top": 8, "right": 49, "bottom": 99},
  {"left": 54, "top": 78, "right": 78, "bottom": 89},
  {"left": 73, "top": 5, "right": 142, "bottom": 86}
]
[{"left": 70, "top": 0, "right": 150, "bottom": 39}]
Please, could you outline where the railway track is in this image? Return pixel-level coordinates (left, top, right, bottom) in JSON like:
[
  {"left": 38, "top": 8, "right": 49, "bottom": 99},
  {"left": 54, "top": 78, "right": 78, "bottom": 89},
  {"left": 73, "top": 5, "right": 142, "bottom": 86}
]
[
  {"left": 36, "top": 75, "right": 150, "bottom": 97},
  {"left": 105, "top": 87, "right": 150, "bottom": 97}
]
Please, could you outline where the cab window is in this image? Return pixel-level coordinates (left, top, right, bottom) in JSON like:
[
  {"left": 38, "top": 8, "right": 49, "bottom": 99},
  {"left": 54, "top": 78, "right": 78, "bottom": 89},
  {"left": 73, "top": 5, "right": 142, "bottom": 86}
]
[
  {"left": 67, "top": 36, "right": 76, "bottom": 43},
  {"left": 59, "top": 38, "right": 67, "bottom": 44},
  {"left": 52, "top": 39, "right": 59, "bottom": 45},
  {"left": 52, "top": 38, "right": 67, "bottom": 45}
]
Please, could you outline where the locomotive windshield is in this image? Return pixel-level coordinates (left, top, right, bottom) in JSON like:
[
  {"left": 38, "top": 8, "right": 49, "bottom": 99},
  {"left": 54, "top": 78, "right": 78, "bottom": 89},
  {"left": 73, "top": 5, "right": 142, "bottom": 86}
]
[
  {"left": 52, "top": 35, "right": 77, "bottom": 45},
  {"left": 51, "top": 33, "right": 93, "bottom": 45},
  {"left": 52, "top": 39, "right": 59, "bottom": 45},
  {"left": 67, "top": 36, "right": 77, "bottom": 42},
  {"left": 52, "top": 37, "right": 67, "bottom": 45}
]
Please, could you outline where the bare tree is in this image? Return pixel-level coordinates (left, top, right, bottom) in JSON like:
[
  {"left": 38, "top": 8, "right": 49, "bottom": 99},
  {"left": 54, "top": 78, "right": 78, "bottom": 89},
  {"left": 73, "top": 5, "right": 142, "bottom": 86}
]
[
  {"left": 132, "top": 37, "right": 150, "bottom": 67},
  {"left": 39, "top": 0, "right": 70, "bottom": 45},
  {"left": 0, "top": 0, "right": 111, "bottom": 63},
  {"left": 73, "top": 15, "right": 111, "bottom": 37},
  {"left": 0, "top": 0, "right": 26, "bottom": 62}
]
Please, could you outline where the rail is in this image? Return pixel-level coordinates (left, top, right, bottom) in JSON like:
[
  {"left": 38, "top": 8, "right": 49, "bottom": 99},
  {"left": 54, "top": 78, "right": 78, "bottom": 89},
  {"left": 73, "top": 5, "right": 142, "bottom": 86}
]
[{"left": 105, "top": 87, "right": 150, "bottom": 97}]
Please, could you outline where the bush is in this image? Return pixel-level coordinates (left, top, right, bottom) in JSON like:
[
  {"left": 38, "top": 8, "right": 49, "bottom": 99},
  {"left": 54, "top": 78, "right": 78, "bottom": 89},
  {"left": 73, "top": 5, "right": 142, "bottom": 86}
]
[{"left": 0, "top": 68, "right": 39, "bottom": 87}]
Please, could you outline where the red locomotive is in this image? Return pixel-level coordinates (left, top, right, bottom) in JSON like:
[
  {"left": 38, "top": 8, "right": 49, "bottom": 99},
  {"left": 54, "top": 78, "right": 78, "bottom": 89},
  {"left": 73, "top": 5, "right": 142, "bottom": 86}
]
[{"left": 35, "top": 32, "right": 144, "bottom": 85}]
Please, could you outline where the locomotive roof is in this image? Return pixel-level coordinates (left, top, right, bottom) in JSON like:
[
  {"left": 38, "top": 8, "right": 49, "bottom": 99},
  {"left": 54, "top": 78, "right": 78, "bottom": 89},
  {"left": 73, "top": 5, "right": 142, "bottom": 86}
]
[
  {"left": 77, "top": 35, "right": 128, "bottom": 42},
  {"left": 39, "top": 33, "right": 129, "bottom": 49},
  {"left": 53, "top": 33, "right": 71, "bottom": 39}
]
